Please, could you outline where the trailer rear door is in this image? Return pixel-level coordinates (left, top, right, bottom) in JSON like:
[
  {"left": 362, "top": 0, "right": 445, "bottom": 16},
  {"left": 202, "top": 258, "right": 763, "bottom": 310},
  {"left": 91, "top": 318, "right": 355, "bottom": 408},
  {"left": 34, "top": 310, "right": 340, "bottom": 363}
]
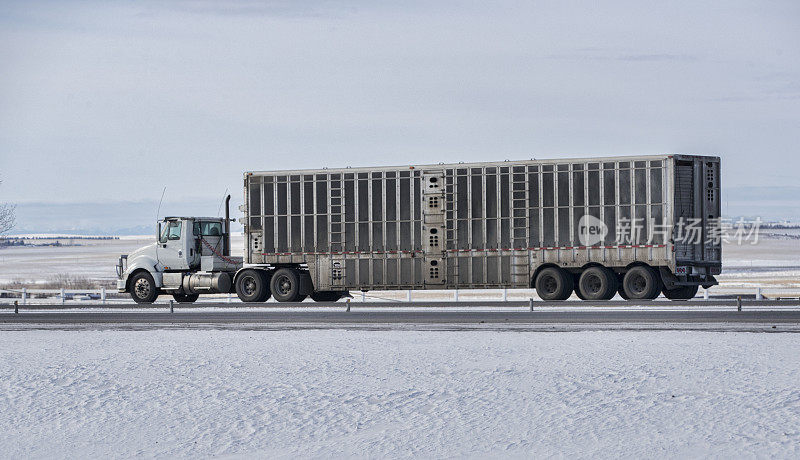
[{"left": 673, "top": 157, "right": 721, "bottom": 272}]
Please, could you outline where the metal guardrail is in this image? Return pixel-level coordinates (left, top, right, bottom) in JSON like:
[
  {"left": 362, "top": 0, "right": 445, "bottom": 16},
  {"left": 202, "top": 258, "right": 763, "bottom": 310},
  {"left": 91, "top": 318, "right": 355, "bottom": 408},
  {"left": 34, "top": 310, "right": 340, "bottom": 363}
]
[
  {"left": 1, "top": 286, "right": 799, "bottom": 306},
  {"left": 0, "top": 287, "right": 111, "bottom": 304}
]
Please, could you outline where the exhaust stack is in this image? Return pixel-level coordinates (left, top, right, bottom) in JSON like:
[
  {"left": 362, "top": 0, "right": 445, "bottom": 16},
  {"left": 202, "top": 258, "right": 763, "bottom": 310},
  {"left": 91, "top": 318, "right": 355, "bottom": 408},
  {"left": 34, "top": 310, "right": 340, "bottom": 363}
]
[{"left": 224, "top": 195, "right": 231, "bottom": 256}]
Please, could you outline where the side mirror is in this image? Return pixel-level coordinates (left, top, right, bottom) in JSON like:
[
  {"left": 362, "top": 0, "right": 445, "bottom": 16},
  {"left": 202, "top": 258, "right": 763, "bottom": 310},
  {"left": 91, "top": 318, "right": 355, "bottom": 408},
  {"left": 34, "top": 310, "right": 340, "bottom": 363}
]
[{"left": 157, "top": 221, "right": 161, "bottom": 242}]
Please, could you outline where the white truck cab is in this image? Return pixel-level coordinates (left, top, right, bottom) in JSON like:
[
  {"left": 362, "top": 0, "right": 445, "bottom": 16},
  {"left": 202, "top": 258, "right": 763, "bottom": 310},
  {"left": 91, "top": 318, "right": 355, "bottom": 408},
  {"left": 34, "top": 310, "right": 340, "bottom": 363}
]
[{"left": 117, "top": 197, "right": 243, "bottom": 303}]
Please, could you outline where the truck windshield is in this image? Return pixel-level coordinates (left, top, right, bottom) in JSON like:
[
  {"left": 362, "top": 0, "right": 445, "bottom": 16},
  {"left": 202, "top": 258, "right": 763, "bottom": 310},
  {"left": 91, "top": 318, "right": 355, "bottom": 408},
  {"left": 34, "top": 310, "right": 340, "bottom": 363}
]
[{"left": 193, "top": 221, "right": 223, "bottom": 237}]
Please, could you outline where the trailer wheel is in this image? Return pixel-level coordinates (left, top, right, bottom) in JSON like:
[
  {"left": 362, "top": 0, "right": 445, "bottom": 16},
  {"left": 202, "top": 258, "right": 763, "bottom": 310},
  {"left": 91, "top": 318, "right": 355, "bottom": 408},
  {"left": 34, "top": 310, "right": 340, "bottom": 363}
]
[
  {"left": 662, "top": 285, "right": 699, "bottom": 300},
  {"left": 535, "top": 267, "right": 574, "bottom": 301},
  {"left": 622, "top": 265, "right": 662, "bottom": 300},
  {"left": 571, "top": 274, "right": 589, "bottom": 300},
  {"left": 130, "top": 271, "right": 159, "bottom": 304},
  {"left": 270, "top": 268, "right": 304, "bottom": 302},
  {"left": 577, "top": 266, "right": 618, "bottom": 301},
  {"left": 172, "top": 293, "right": 199, "bottom": 303},
  {"left": 310, "top": 291, "right": 344, "bottom": 302},
  {"left": 236, "top": 269, "right": 270, "bottom": 303}
]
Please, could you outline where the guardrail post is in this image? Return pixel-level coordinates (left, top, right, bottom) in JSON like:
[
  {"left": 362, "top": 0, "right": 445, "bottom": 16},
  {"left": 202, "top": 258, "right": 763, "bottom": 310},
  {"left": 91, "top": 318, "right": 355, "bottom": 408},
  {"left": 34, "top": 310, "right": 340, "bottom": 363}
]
[
  {"left": 14, "top": 301, "right": 18, "bottom": 314},
  {"left": 756, "top": 287, "right": 762, "bottom": 300},
  {"left": 361, "top": 291, "right": 366, "bottom": 302},
  {"left": 21, "top": 288, "right": 27, "bottom": 305},
  {"left": 101, "top": 287, "right": 106, "bottom": 304},
  {"left": 503, "top": 287, "right": 508, "bottom": 301},
  {"left": 407, "top": 289, "right": 411, "bottom": 302},
  {"left": 346, "top": 298, "right": 351, "bottom": 312},
  {"left": 736, "top": 296, "right": 742, "bottom": 312},
  {"left": 703, "top": 287, "right": 709, "bottom": 300},
  {"left": 529, "top": 298, "right": 534, "bottom": 312},
  {"left": 454, "top": 288, "right": 459, "bottom": 302},
  {"left": 60, "top": 288, "right": 65, "bottom": 305},
  {"left": 228, "top": 293, "right": 232, "bottom": 303},
  {"left": 170, "top": 300, "right": 174, "bottom": 313}
]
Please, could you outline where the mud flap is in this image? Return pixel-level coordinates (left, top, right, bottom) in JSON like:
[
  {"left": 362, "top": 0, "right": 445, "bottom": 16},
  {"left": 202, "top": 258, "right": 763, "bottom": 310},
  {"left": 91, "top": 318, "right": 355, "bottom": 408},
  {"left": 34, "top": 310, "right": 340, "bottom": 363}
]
[{"left": 299, "top": 271, "right": 314, "bottom": 295}]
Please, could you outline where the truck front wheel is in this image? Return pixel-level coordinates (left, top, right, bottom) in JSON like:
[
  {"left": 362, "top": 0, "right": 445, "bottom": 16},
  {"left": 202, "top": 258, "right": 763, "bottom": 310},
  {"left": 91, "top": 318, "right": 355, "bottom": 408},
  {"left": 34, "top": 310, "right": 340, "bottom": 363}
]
[
  {"left": 130, "top": 271, "right": 159, "bottom": 304},
  {"left": 236, "top": 269, "right": 270, "bottom": 303}
]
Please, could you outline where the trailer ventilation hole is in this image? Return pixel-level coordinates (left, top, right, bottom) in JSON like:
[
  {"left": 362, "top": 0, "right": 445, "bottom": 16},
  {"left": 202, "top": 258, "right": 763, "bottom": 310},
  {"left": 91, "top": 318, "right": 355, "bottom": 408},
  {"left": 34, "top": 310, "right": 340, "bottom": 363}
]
[
  {"left": 429, "top": 263, "right": 440, "bottom": 279},
  {"left": 429, "top": 235, "right": 439, "bottom": 247},
  {"left": 428, "top": 196, "right": 439, "bottom": 208},
  {"left": 332, "top": 269, "right": 343, "bottom": 280},
  {"left": 428, "top": 177, "right": 439, "bottom": 188}
]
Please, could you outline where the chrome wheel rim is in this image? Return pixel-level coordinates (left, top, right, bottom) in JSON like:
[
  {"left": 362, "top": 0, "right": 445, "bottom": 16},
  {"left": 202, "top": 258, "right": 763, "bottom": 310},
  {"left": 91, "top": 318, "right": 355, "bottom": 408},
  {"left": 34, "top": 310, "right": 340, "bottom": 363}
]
[{"left": 134, "top": 278, "right": 151, "bottom": 298}]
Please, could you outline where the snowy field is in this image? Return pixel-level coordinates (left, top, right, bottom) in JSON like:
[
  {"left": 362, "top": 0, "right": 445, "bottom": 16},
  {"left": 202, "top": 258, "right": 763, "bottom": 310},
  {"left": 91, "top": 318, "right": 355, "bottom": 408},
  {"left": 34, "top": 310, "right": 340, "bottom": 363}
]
[{"left": 1, "top": 330, "right": 799, "bottom": 458}]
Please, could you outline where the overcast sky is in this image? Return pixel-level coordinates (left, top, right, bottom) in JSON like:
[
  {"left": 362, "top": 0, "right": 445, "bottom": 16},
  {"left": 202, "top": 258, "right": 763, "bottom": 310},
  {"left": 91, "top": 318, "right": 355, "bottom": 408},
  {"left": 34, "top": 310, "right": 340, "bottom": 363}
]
[{"left": 1, "top": 0, "right": 798, "bottom": 205}]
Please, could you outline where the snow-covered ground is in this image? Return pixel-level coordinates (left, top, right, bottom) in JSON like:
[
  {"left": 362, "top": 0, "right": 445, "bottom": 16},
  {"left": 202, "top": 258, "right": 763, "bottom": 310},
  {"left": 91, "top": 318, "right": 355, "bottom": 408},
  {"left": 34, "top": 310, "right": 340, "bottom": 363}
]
[{"left": 1, "top": 330, "right": 799, "bottom": 458}]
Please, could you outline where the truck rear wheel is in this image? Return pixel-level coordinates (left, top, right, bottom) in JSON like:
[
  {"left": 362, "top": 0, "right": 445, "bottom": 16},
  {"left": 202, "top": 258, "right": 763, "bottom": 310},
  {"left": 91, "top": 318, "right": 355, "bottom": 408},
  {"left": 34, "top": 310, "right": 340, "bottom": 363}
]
[
  {"left": 236, "top": 269, "right": 270, "bottom": 303},
  {"left": 622, "top": 265, "right": 662, "bottom": 300},
  {"left": 270, "top": 268, "right": 304, "bottom": 302},
  {"left": 577, "top": 266, "right": 618, "bottom": 301},
  {"left": 130, "top": 271, "right": 159, "bottom": 304},
  {"left": 662, "top": 285, "right": 699, "bottom": 300},
  {"left": 535, "top": 267, "right": 574, "bottom": 301}
]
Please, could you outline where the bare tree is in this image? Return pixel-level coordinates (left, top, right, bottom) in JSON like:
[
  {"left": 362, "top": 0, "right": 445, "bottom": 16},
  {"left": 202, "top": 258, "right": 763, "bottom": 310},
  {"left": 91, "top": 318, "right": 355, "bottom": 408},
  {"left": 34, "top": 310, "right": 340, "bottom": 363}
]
[{"left": 0, "top": 180, "right": 15, "bottom": 235}]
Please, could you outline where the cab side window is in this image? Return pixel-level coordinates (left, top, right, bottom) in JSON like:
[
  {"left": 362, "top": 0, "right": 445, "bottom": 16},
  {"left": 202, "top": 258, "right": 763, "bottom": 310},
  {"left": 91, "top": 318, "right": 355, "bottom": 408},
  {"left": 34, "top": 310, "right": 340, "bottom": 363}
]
[{"left": 162, "top": 221, "right": 181, "bottom": 240}]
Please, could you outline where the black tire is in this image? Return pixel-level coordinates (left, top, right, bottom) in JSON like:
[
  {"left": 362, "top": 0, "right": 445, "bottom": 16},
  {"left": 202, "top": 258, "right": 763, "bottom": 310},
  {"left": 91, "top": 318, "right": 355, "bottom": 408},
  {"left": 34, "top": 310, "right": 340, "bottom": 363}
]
[
  {"left": 270, "top": 268, "right": 304, "bottom": 302},
  {"left": 572, "top": 274, "right": 587, "bottom": 300},
  {"left": 616, "top": 274, "right": 629, "bottom": 299},
  {"left": 535, "top": 267, "right": 574, "bottom": 301},
  {"left": 236, "top": 269, "right": 270, "bottom": 303},
  {"left": 577, "top": 266, "right": 618, "bottom": 301},
  {"left": 662, "top": 285, "right": 699, "bottom": 300},
  {"left": 622, "top": 265, "right": 662, "bottom": 300},
  {"left": 172, "top": 293, "right": 199, "bottom": 303},
  {"left": 310, "top": 291, "right": 344, "bottom": 302},
  {"left": 130, "top": 271, "right": 159, "bottom": 304}
]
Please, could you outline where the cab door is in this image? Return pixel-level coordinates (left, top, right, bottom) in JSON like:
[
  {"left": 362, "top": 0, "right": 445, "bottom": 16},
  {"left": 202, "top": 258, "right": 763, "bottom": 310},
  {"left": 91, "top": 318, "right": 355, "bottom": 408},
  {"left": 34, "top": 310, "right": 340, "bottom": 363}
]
[{"left": 159, "top": 220, "right": 189, "bottom": 270}]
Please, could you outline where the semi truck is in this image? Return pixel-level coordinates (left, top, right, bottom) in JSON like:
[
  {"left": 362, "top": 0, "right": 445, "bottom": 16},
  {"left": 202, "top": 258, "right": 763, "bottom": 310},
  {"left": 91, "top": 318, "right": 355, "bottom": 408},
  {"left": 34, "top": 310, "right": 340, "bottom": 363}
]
[{"left": 117, "top": 154, "right": 721, "bottom": 303}]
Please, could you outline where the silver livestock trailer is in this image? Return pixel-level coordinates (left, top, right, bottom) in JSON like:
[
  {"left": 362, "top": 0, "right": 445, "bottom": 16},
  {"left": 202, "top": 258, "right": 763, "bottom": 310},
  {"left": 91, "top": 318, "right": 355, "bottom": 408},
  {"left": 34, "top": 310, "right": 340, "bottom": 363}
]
[{"left": 236, "top": 154, "right": 721, "bottom": 302}]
